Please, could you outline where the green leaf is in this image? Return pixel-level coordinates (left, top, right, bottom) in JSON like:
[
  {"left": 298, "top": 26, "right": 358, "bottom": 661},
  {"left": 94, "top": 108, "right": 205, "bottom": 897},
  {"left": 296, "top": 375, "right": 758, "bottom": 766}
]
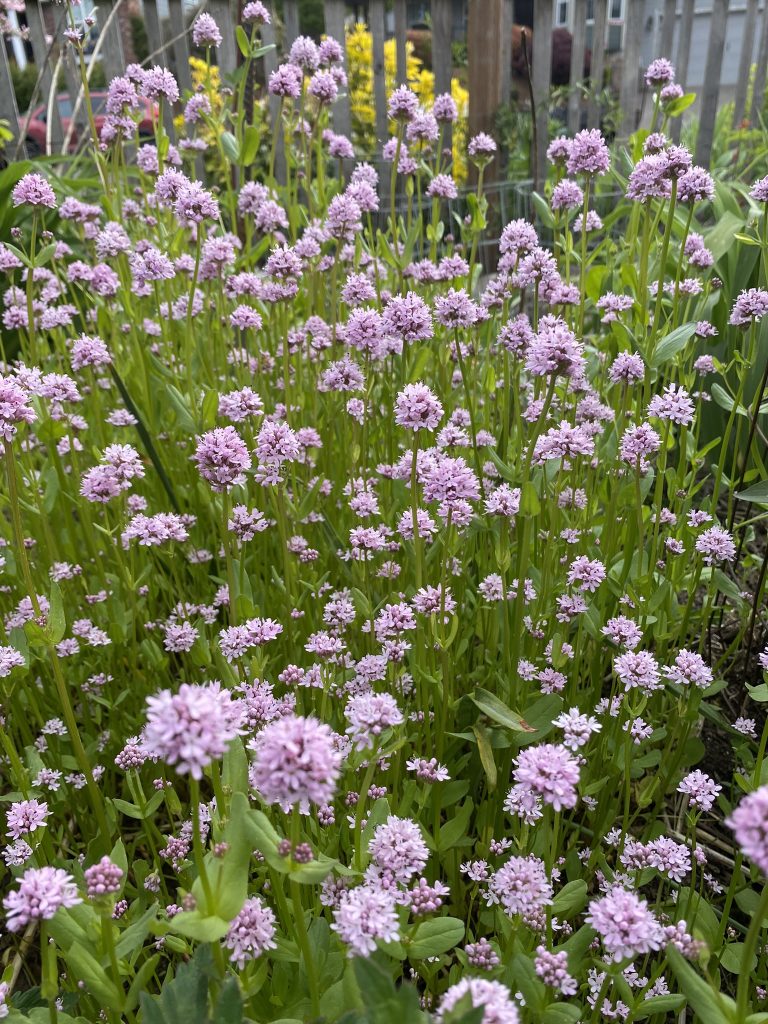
[
  {"left": 631, "top": 994, "right": 685, "bottom": 1019},
  {"left": 213, "top": 976, "right": 243, "bottom": 1024},
  {"left": 167, "top": 910, "right": 230, "bottom": 942},
  {"left": 241, "top": 125, "right": 260, "bottom": 167},
  {"left": 63, "top": 942, "right": 124, "bottom": 1012},
  {"left": 408, "top": 917, "right": 464, "bottom": 958},
  {"left": 721, "top": 941, "right": 757, "bottom": 974},
  {"left": 541, "top": 1005, "right": 581, "bottom": 1024},
  {"left": 235, "top": 25, "right": 250, "bottom": 58},
  {"left": 141, "top": 946, "right": 213, "bottom": 1024},
  {"left": 713, "top": 569, "right": 745, "bottom": 610},
  {"left": 438, "top": 799, "right": 474, "bottom": 852},
  {"left": 665, "top": 91, "right": 696, "bottom": 116},
  {"left": 666, "top": 945, "right": 736, "bottom": 1023},
  {"left": 737, "top": 480, "right": 768, "bottom": 505},
  {"left": 201, "top": 389, "right": 219, "bottom": 429},
  {"left": 115, "top": 906, "right": 157, "bottom": 958},
  {"left": 551, "top": 879, "right": 587, "bottom": 918},
  {"left": 125, "top": 953, "right": 161, "bottom": 1013},
  {"left": 531, "top": 190, "right": 555, "bottom": 229},
  {"left": 649, "top": 322, "right": 696, "bottom": 367},
  {"left": 472, "top": 724, "right": 497, "bottom": 790},
  {"left": 221, "top": 131, "right": 240, "bottom": 163},
  {"left": 47, "top": 580, "right": 65, "bottom": 643},
  {"left": 706, "top": 210, "right": 745, "bottom": 263},
  {"left": 469, "top": 688, "right": 534, "bottom": 733}
]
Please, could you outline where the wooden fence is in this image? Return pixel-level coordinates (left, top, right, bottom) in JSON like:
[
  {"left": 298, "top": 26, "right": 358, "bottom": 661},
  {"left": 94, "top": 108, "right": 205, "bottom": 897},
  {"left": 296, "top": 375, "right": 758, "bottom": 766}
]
[{"left": 0, "top": 0, "right": 762, "bottom": 174}]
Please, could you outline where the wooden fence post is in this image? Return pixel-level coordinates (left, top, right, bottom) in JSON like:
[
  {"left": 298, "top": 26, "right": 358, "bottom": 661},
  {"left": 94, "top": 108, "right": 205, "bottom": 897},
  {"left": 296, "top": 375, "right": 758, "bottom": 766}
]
[
  {"left": 25, "top": 0, "right": 64, "bottom": 154},
  {"left": 694, "top": 0, "right": 729, "bottom": 167},
  {"left": 283, "top": 0, "right": 300, "bottom": 48},
  {"left": 618, "top": 0, "right": 643, "bottom": 137},
  {"left": 0, "top": 42, "right": 26, "bottom": 160},
  {"left": 532, "top": 0, "right": 553, "bottom": 191},
  {"left": 586, "top": 0, "right": 607, "bottom": 129},
  {"left": 432, "top": 0, "right": 453, "bottom": 153},
  {"left": 670, "top": 0, "right": 693, "bottom": 142},
  {"left": 168, "top": 0, "right": 194, "bottom": 96},
  {"left": 98, "top": 0, "right": 126, "bottom": 84},
  {"left": 567, "top": 0, "right": 587, "bottom": 135},
  {"left": 499, "top": 0, "right": 514, "bottom": 107},
  {"left": 658, "top": 0, "right": 677, "bottom": 60},
  {"left": 733, "top": 0, "right": 758, "bottom": 127},
  {"left": 394, "top": 0, "right": 407, "bottom": 86},
  {"left": 143, "top": 0, "right": 164, "bottom": 63},
  {"left": 209, "top": 0, "right": 238, "bottom": 79},
  {"left": 750, "top": 0, "right": 768, "bottom": 126},
  {"left": 142, "top": 0, "right": 176, "bottom": 137},
  {"left": 369, "top": 0, "right": 388, "bottom": 151},
  {"left": 324, "top": 0, "right": 352, "bottom": 142},
  {"left": 261, "top": 9, "right": 286, "bottom": 184}
]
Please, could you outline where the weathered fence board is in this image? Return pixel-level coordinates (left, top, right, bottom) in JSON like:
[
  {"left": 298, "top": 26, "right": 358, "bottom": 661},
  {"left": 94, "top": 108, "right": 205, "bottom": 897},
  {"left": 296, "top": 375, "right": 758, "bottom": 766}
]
[
  {"left": 324, "top": 0, "right": 352, "bottom": 143},
  {"left": 532, "top": 0, "right": 553, "bottom": 190},
  {"left": 98, "top": 0, "right": 126, "bottom": 85},
  {"left": 670, "top": 0, "right": 694, "bottom": 142},
  {"left": 0, "top": 42, "right": 25, "bottom": 159},
  {"left": 25, "top": 1, "right": 64, "bottom": 153},
  {"left": 750, "top": 0, "right": 768, "bottom": 126},
  {"left": 394, "top": 0, "right": 407, "bottom": 87},
  {"left": 432, "top": 0, "right": 453, "bottom": 153},
  {"left": 658, "top": 0, "right": 677, "bottom": 60},
  {"left": 619, "top": 0, "right": 643, "bottom": 137},
  {"left": 567, "top": 0, "right": 587, "bottom": 135},
  {"left": 369, "top": 0, "right": 388, "bottom": 150},
  {"left": 587, "top": 0, "right": 608, "bottom": 129},
  {"left": 733, "top": 0, "right": 759, "bottom": 127},
  {"left": 168, "top": 0, "right": 194, "bottom": 96},
  {"left": 695, "top": 0, "right": 729, "bottom": 167},
  {"left": 261, "top": 8, "right": 285, "bottom": 184},
  {"left": 283, "top": 0, "right": 299, "bottom": 48},
  {"left": 209, "top": 0, "right": 238, "bottom": 79}
]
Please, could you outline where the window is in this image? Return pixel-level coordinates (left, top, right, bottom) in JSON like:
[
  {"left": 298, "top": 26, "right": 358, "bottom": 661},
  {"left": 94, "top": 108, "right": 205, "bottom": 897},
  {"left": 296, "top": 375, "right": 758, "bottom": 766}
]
[
  {"left": 57, "top": 97, "right": 73, "bottom": 119},
  {"left": 556, "top": 0, "right": 569, "bottom": 25},
  {"left": 609, "top": 0, "right": 623, "bottom": 18}
]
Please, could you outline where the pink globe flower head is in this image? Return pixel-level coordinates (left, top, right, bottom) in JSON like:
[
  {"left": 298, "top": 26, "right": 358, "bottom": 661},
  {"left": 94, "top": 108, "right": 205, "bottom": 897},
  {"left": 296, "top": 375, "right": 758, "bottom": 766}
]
[
  {"left": 84, "top": 856, "right": 124, "bottom": 897},
  {"left": 142, "top": 681, "right": 245, "bottom": 779},
  {"left": 0, "top": 375, "right": 36, "bottom": 441},
  {"left": 468, "top": 132, "right": 497, "bottom": 167},
  {"left": 331, "top": 884, "right": 400, "bottom": 956},
  {"left": 368, "top": 815, "right": 428, "bottom": 882},
  {"left": 395, "top": 382, "right": 444, "bottom": 432},
  {"left": 345, "top": 692, "right": 404, "bottom": 750},
  {"left": 225, "top": 895, "right": 277, "bottom": 967},
  {"left": 727, "top": 785, "right": 768, "bottom": 874},
  {"left": 512, "top": 743, "right": 580, "bottom": 810},
  {"left": 249, "top": 714, "right": 343, "bottom": 811},
  {"left": 547, "top": 136, "right": 572, "bottom": 166},
  {"left": 678, "top": 770, "right": 721, "bottom": 812},
  {"left": 192, "top": 12, "right": 222, "bottom": 47},
  {"left": 586, "top": 887, "right": 663, "bottom": 962},
  {"left": 432, "top": 92, "right": 458, "bottom": 122},
  {"left": 193, "top": 426, "right": 251, "bottom": 491},
  {"left": 4, "top": 866, "right": 82, "bottom": 931},
  {"left": 645, "top": 57, "right": 676, "bottom": 87},
  {"left": 12, "top": 172, "right": 57, "bottom": 209},
  {"left": 388, "top": 84, "right": 419, "bottom": 122},
  {"left": 242, "top": 1, "right": 270, "bottom": 23},
  {"left": 566, "top": 129, "right": 610, "bottom": 177},
  {"left": 438, "top": 978, "right": 520, "bottom": 1024},
  {"left": 729, "top": 288, "right": 768, "bottom": 326}
]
